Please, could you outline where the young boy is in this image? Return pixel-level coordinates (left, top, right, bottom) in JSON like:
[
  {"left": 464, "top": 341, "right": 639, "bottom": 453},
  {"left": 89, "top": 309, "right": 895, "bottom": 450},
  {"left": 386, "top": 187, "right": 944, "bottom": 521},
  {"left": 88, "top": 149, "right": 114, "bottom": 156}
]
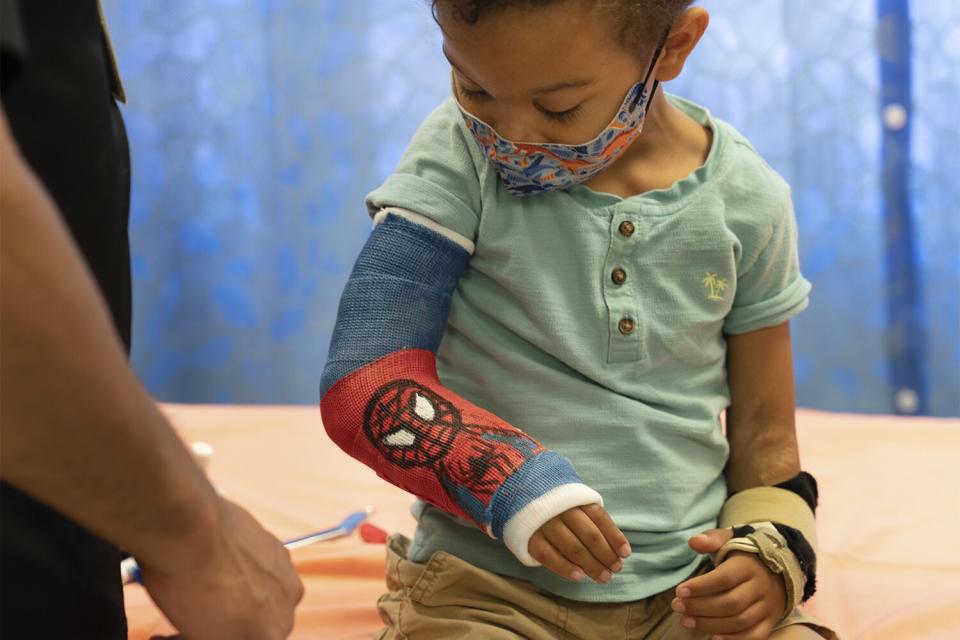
[{"left": 321, "top": 1, "right": 837, "bottom": 638}]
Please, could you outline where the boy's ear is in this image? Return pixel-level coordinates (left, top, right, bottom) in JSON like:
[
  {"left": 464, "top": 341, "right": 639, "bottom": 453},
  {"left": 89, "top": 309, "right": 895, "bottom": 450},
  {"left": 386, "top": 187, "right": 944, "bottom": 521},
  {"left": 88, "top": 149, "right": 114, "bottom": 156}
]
[{"left": 655, "top": 7, "right": 709, "bottom": 82}]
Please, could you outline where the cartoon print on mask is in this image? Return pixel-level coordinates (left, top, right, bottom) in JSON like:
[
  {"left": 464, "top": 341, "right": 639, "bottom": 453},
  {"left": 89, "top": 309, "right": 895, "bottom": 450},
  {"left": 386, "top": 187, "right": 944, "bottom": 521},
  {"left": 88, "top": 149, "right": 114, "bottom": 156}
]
[{"left": 364, "top": 379, "right": 544, "bottom": 527}]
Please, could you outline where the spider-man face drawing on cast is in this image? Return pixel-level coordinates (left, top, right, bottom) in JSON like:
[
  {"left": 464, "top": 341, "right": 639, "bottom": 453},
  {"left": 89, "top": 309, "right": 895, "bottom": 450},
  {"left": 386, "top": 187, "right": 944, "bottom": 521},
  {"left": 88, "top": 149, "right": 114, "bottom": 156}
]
[{"left": 363, "top": 379, "right": 543, "bottom": 520}]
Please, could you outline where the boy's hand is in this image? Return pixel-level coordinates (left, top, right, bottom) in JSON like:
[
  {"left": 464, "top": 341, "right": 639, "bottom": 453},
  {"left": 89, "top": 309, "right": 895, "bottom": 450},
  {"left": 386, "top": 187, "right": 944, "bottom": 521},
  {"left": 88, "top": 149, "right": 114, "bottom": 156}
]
[
  {"left": 527, "top": 503, "right": 631, "bottom": 583},
  {"left": 671, "top": 528, "right": 787, "bottom": 640}
]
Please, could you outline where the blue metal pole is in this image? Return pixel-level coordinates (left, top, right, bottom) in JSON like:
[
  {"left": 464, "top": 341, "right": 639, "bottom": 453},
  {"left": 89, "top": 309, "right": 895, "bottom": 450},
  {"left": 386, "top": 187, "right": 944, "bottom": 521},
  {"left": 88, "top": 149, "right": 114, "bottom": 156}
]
[{"left": 877, "top": 0, "right": 927, "bottom": 415}]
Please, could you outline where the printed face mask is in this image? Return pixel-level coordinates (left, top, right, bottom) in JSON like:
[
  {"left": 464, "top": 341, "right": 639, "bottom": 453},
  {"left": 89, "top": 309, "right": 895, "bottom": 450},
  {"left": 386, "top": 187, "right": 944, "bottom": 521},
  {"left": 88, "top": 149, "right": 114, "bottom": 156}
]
[{"left": 456, "top": 37, "right": 667, "bottom": 196}]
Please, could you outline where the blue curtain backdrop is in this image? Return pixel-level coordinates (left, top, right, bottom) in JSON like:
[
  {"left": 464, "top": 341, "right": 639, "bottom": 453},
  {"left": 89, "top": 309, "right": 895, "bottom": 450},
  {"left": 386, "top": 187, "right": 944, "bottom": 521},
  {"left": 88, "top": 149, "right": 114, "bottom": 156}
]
[{"left": 101, "top": 0, "right": 959, "bottom": 416}]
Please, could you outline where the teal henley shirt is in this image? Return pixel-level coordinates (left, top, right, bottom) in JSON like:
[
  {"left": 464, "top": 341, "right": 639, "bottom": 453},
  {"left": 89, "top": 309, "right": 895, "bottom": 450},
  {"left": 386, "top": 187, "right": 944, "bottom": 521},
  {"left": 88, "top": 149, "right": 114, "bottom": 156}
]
[{"left": 365, "top": 94, "right": 811, "bottom": 602}]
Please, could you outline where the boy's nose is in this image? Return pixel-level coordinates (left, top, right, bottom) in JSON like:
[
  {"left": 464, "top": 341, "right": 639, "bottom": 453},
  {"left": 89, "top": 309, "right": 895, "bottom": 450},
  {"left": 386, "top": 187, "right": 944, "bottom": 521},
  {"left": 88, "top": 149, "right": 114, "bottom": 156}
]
[{"left": 492, "top": 117, "right": 539, "bottom": 143}]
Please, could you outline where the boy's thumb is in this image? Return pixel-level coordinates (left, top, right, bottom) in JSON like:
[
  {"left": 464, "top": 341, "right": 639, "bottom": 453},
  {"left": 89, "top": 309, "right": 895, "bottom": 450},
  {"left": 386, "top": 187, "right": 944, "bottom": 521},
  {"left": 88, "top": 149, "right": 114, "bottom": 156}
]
[{"left": 687, "top": 528, "right": 733, "bottom": 554}]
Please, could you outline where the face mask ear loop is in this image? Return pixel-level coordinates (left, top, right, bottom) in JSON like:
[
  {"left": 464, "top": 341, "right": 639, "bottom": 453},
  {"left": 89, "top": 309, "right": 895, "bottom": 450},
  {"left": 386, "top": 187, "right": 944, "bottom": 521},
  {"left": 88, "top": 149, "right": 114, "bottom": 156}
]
[{"left": 629, "top": 28, "right": 670, "bottom": 111}]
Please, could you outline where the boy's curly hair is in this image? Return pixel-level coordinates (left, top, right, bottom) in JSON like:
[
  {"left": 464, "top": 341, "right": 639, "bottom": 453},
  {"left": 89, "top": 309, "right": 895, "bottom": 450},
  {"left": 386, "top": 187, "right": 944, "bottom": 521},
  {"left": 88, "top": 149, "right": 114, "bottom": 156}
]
[{"left": 431, "top": 0, "right": 694, "bottom": 57}]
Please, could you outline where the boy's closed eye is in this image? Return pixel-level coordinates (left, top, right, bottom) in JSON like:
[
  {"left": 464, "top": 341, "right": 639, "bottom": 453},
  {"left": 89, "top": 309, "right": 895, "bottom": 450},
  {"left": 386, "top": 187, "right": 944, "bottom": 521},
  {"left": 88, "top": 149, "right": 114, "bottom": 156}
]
[{"left": 453, "top": 78, "right": 584, "bottom": 124}]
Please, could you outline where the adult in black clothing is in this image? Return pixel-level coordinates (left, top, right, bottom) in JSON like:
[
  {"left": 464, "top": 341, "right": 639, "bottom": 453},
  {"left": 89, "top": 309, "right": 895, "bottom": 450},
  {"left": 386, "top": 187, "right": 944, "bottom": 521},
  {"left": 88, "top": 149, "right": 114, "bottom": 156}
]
[{"left": 0, "top": 2, "right": 302, "bottom": 638}]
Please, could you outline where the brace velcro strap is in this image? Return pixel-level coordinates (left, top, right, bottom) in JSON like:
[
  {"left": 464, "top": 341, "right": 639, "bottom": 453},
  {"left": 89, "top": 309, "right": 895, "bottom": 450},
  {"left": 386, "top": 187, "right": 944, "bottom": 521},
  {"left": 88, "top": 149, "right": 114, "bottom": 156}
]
[
  {"left": 713, "top": 521, "right": 806, "bottom": 614},
  {"left": 774, "top": 470, "right": 819, "bottom": 513},
  {"left": 718, "top": 486, "right": 818, "bottom": 552},
  {"left": 717, "top": 483, "right": 819, "bottom": 606},
  {"left": 773, "top": 522, "right": 818, "bottom": 602}
]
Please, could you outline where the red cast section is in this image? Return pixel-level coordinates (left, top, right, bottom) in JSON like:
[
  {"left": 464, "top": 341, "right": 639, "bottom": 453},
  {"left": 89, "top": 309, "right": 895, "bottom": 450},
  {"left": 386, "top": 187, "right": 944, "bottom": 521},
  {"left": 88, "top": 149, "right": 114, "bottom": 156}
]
[{"left": 320, "top": 349, "right": 544, "bottom": 529}]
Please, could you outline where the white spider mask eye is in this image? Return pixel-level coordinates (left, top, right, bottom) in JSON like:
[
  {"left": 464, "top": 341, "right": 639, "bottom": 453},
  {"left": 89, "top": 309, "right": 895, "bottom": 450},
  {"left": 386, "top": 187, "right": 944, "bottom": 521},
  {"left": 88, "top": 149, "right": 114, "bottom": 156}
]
[
  {"left": 382, "top": 393, "right": 436, "bottom": 448},
  {"left": 383, "top": 428, "right": 416, "bottom": 447},
  {"left": 413, "top": 393, "right": 435, "bottom": 421}
]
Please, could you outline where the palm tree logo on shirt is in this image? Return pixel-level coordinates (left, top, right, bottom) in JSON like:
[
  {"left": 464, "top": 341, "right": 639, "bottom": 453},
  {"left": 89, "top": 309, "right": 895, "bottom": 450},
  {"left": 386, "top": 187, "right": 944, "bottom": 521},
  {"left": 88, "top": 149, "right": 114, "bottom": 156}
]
[{"left": 702, "top": 272, "right": 728, "bottom": 301}]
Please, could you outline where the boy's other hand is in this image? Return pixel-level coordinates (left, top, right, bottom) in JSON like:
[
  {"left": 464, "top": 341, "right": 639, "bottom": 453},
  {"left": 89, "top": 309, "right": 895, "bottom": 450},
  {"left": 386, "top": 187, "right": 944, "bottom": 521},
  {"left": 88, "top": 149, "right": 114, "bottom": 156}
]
[
  {"left": 527, "top": 503, "right": 631, "bottom": 584},
  {"left": 671, "top": 527, "right": 787, "bottom": 639}
]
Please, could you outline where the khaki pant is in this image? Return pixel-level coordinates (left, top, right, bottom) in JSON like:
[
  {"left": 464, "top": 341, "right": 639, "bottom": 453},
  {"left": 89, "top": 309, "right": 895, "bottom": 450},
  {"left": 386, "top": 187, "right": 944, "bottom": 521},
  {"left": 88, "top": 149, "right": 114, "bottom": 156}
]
[{"left": 377, "top": 535, "right": 837, "bottom": 640}]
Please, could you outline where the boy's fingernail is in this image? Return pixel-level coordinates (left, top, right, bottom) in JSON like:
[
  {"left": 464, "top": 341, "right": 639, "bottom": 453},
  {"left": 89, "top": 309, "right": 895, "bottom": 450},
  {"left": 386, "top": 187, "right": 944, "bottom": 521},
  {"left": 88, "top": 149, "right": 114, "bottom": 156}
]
[
  {"left": 618, "top": 543, "right": 632, "bottom": 558},
  {"left": 611, "top": 560, "right": 623, "bottom": 572},
  {"left": 713, "top": 636, "right": 724, "bottom": 640},
  {"left": 671, "top": 599, "right": 686, "bottom": 613},
  {"left": 682, "top": 616, "right": 696, "bottom": 629},
  {"left": 570, "top": 567, "right": 584, "bottom": 581},
  {"left": 677, "top": 587, "right": 692, "bottom": 598},
  {"left": 599, "top": 569, "right": 612, "bottom": 583}
]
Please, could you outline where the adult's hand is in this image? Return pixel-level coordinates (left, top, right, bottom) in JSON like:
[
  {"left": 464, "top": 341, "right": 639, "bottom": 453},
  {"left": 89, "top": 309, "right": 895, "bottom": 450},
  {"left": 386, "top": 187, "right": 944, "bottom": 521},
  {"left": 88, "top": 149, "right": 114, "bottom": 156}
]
[
  {"left": 1, "top": 110, "right": 300, "bottom": 637},
  {"left": 140, "top": 497, "right": 304, "bottom": 640}
]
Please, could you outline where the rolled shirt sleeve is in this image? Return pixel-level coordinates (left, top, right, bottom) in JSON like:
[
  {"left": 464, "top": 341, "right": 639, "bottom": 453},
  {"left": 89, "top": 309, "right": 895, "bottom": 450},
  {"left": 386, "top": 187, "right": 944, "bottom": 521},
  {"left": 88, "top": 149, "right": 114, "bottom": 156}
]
[
  {"left": 366, "top": 98, "right": 489, "bottom": 243},
  {"left": 724, "top": 196, "right": 811, "bottom": 335}
]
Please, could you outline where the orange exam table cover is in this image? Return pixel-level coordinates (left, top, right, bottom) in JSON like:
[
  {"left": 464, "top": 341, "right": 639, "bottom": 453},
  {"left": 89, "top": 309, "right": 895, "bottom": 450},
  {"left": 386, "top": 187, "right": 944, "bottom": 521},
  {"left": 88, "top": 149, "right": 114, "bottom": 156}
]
[{"left": 123, "top": 404, "right": 960, "bottom": 639}]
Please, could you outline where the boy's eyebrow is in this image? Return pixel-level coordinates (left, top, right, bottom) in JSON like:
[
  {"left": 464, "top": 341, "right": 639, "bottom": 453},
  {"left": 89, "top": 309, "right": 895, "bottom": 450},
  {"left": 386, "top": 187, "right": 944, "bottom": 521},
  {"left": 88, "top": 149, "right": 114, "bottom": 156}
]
[{"left": 441, "top": 46, "right": 593, "bottom": 94}]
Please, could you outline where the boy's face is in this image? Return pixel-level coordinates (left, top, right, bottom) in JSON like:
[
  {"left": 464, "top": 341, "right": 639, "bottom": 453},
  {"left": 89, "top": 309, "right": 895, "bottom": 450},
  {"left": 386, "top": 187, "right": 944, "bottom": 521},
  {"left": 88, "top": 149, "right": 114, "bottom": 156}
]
[{"left": 438, "top": 2, "right": 654, "bottom": 146}]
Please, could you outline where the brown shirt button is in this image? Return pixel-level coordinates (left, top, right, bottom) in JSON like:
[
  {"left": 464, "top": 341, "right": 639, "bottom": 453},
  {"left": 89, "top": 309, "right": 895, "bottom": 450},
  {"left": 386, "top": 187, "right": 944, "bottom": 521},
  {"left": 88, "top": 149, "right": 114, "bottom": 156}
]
[
  {"left": 611, "top": 268, "right": 627, "bottom": 285},
  {"left": 618, "top": 317, "right": 635, "bottom": 335},
  {"left": 618, "top": 220, "right": 635, "bottom": 237}
]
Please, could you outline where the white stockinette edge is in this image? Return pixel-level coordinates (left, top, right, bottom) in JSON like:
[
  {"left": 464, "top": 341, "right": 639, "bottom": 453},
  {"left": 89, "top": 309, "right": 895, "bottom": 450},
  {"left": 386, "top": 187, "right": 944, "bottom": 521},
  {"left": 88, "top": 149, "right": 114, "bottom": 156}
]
[
  {"left": 502, "top": 483, "right": 604, "bottom": 567},
  {"left": 373, "top": 207, "right": 476, "bottom": 255}
]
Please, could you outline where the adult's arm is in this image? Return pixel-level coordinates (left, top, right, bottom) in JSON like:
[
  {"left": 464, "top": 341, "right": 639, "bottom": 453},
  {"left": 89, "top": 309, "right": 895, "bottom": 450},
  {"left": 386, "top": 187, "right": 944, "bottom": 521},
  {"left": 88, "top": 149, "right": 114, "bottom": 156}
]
[{"left": 0, "top": 109, "right": 302, "bottom": 639}]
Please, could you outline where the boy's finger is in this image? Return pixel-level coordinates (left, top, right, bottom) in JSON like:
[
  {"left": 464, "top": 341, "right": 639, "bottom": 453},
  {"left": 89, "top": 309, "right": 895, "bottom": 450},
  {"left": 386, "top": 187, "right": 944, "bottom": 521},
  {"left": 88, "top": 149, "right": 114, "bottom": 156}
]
[
  {"left": 675, "top": 561, "right": 747, "bottom": 598},
  {"left": 688, "top": 527, "right": 733, "bottom": 554},
  {"left": 527, "top": 530, "right": 586, "bottom": 582},
  {"left": 711, "top": 619, "right": 777, "bottom": 640},
  {"left": 559, "top": 508, "right": 620, "bottom": 573},
  {"left": 541, "top": 518, "right": 612, "bottom": 583},
  {"left": 678, "top": 598, "right": 767, "bottom": 635},
  {"left": 671, "top": 578, "right": 761, "bottom": 617},
  {"left": 581, "top": 503, "right": 632, "bottom": 559}
]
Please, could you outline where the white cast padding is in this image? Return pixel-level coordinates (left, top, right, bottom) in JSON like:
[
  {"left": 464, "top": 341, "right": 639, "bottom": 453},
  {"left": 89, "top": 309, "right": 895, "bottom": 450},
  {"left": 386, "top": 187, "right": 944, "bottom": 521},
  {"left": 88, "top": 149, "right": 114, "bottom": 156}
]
[
  {"left": 373, "top": 207, "right": 476, "bottom": 255},
  {"left": 503, "top": 483, "right": 604, "bottom": 567}
]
